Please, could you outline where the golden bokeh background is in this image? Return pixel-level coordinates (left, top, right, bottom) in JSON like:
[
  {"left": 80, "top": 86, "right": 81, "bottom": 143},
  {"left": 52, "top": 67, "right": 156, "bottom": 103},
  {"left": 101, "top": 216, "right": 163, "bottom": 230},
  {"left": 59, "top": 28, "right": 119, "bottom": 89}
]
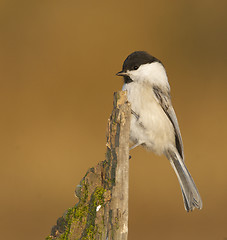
[{"left": 1, "top": 1, "right": 227, "bottom": 239}]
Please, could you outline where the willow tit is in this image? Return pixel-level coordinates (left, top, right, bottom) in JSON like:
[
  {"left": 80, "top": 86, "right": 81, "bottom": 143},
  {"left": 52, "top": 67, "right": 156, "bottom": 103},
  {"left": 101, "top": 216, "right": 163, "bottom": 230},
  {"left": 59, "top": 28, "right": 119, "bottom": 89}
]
[{"left": 116, "top": 51, "right": 202, "bottom": 211}]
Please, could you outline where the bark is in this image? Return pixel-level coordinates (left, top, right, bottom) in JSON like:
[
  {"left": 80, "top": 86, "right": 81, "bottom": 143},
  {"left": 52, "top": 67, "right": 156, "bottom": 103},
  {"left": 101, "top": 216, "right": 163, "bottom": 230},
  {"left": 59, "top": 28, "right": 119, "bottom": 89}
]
[{"left": 46, "top": 91, "right": 131, "bottom": 240}]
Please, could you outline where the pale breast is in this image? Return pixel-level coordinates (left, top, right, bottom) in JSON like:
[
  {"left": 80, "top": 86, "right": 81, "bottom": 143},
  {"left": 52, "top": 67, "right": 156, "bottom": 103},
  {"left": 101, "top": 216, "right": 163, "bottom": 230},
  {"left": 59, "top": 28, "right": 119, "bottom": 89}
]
[{"left": 124, "top": 82, "right": 175, "bottom": 155}]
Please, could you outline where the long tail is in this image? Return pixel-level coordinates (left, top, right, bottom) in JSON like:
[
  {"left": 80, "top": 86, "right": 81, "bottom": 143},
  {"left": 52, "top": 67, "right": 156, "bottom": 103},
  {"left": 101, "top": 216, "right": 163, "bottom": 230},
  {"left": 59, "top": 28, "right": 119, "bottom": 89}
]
[{"left": 165, "top": 149, "right": 203, "bottom": 212}]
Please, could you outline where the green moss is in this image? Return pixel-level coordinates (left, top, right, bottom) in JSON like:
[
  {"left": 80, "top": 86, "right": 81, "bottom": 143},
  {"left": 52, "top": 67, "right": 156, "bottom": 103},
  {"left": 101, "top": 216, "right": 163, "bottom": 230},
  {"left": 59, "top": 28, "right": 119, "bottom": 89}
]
[
  {"left": 59, "top": 207, "right": 75, "bottom": 240},
  {"left": 57, "top": 181, "right": 90, "bottom": 240},
  {"left": 81, "top": 186, "right": 106, "bottom": 240},
  {"left": 75, "top": 204, "right": 89, "bottom": 222},
  {"left": 46, "top": 183, "right": 106, "bottom": 240},
  {"left": 80, "top": 181, "right": 89, "bottom": 203},
  {"left": 93, "top": 186, "right": 106, "bottom": 206},
  {"left": 45, "top": 236, "right": 53, "bottom": 240},
  {"left": 82, "top": 225, "right": 97, "bottom": 240}
]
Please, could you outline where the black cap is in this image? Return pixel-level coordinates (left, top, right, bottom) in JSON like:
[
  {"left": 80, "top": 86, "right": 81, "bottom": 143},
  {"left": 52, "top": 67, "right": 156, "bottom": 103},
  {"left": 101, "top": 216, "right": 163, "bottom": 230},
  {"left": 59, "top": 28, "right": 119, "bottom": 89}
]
[
  {"left": 116, "top": 51, "right": 162, "bottom": 83},
  {"left": 119, "top": 51, "right": 161, "bottom": 74}
]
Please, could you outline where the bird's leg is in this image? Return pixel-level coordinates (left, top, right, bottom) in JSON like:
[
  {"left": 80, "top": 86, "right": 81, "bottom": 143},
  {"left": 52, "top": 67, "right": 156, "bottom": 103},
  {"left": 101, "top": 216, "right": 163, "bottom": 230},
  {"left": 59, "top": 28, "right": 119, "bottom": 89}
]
[{"left": 130, "top": 141, "right": 144, "bottom": 150}]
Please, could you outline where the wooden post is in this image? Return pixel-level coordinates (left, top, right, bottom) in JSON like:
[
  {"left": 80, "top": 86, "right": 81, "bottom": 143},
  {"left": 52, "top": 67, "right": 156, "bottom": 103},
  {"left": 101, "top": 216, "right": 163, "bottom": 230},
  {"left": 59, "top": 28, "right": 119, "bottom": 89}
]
[{"left": 46, "top": 91, "right": 131, "bottom": 240}]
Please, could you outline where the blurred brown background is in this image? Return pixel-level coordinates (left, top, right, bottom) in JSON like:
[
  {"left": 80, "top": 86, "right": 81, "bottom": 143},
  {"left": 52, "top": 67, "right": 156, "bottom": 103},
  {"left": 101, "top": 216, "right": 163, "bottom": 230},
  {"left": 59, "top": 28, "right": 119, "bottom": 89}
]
[{"left": 0, "top": 0, "right": 227, "bottom": 239}]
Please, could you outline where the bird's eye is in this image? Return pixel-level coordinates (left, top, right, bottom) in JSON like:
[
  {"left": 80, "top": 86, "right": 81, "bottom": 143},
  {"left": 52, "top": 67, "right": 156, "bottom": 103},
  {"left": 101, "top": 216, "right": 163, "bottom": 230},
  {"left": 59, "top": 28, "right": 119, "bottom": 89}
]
[{"left": 133, "top": 65, "right": 139, "bottom": 70}]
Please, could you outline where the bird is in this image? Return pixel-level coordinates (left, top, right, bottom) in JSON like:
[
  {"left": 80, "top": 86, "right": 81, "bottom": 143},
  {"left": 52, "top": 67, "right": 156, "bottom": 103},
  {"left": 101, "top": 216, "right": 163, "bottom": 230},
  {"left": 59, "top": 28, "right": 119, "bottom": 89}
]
[{"left": 116, "top": 51, "right": 202, "bottom": 212}]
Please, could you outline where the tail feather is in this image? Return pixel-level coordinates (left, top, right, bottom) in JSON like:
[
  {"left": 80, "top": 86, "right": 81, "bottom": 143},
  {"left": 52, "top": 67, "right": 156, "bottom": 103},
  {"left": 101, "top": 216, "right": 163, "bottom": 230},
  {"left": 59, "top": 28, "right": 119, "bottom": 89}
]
[{"left": 166, "top": 149, "right": 202, "bottom": 211}]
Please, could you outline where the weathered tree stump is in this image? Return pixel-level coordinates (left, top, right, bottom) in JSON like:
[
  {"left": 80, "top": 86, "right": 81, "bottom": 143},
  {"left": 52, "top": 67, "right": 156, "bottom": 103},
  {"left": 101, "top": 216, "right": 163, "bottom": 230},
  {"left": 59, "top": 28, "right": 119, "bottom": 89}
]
[{"left": 46, "top": 91, "right": 131, "bottom": 240}]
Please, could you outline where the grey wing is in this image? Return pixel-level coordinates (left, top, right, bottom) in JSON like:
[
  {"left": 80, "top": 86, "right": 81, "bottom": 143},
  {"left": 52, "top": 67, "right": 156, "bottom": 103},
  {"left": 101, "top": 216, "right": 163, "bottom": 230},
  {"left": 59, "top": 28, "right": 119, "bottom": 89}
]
[{"left": 153, "top": 86, "right": 184, "bottom": 160}]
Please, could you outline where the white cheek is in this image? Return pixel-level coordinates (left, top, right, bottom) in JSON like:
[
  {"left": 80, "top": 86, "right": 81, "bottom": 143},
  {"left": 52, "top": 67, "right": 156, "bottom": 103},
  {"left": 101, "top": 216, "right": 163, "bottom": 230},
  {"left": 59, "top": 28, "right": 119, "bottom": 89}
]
[
  {"left": 128, "top": 70, "right": 142, "bottom": 82},
  {"left": 129, "top": 62, "right": 169, "bottom": 88}
]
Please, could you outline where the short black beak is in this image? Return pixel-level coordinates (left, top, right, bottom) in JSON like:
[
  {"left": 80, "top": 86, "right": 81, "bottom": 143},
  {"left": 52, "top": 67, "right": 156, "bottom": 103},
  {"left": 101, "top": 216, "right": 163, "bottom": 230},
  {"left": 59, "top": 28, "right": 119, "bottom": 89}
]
[{"left": 116, "top": 71, "right": 128, "bottom": 76}]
